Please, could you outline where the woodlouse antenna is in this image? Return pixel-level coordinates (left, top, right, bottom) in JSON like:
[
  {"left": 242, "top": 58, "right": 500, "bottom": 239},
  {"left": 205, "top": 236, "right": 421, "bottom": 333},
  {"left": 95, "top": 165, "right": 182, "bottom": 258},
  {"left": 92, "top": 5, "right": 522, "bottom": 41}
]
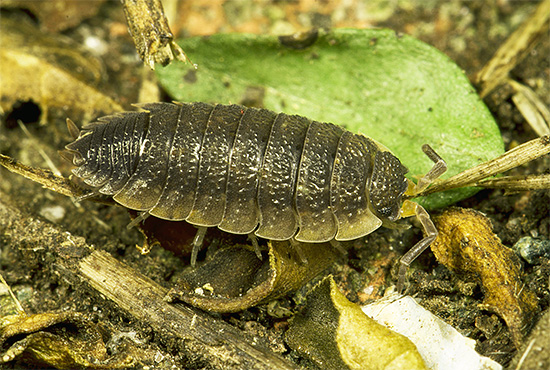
[
  {"left": 398, "top": 144, "right": 447, "bottom": 293},
  {"left": 411, "top": 144, "right": 447, "bottom": 194}
]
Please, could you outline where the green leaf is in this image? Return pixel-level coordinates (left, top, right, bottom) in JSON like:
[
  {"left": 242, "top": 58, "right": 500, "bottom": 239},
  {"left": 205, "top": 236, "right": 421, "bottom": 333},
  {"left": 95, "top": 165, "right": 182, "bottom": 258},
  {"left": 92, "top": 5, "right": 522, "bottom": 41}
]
[{"left": 156, "top": 28, "right": 503, "bottom": 209}]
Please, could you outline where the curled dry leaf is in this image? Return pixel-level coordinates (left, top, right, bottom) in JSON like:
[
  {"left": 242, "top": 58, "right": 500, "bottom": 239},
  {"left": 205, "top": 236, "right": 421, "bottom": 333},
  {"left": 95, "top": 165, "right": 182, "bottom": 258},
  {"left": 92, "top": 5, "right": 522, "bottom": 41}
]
[
  {"left": 430, "top": 207, "right": 539, "bottom": 347},
  {"left": 167, "top": 241, "right": 341, "bottom": 313},
  {"left": 0, "top": 311, "right": 133, "bottom": 369},
  {"left": 1, "top": 0, "right": 106, "bottom": 33},
  {"left": 0, "top": 15, "right": 122, "bottom": 122},
  {"left": 285, "top": 276, "right": 427, "bottom": 370}
]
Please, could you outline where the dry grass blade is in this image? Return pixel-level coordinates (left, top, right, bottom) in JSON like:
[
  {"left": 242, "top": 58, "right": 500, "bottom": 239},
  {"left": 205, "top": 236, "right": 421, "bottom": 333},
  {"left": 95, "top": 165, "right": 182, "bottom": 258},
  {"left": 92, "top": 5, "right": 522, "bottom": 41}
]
[
  {"left": 0, "top": 154, "right": 81, "bottom": 198},
  {"left": 474, "top": 174, "right": 550, "bottom": 193},
  {"left": 0, "top": 154, "right": 114, "bottom": 205},
  {"left": 474, "top": 0, "right": 550, "bottom": 98},
  {"left": 418, "top": 136, "right": 550, "bottom": 196},
  {"left": 509, "top": 79, "right": 550, "bottom": 137}
]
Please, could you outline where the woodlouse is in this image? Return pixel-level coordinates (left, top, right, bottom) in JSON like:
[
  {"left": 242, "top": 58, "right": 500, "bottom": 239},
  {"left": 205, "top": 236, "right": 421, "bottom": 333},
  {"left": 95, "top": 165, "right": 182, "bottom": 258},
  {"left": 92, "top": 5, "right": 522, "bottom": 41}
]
[{"left": 63, "top": 102, "right": 447, "bottom": 291}]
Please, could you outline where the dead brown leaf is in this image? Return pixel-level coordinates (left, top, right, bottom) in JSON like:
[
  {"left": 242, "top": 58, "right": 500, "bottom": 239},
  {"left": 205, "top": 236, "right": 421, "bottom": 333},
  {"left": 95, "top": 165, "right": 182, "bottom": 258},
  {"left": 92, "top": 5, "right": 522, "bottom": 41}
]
[
  {"left": 2, "top": 0, "right": 106, "bottom": 32},
  {"left": 0, "top": 15, "right": 122, "bottom": 123},
  {"left": 430, "top": 207, "right": 539, "bottom": 347},
  {"left": 0, "top": 311, "right": 133, "bottom": 369}
]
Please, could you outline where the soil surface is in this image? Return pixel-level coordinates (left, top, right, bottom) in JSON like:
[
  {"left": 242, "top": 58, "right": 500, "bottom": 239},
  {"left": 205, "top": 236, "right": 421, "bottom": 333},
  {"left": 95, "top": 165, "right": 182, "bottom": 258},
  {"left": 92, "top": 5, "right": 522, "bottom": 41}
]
[{"left": 1, "top": 1, "right": 548, "bottom": 369}]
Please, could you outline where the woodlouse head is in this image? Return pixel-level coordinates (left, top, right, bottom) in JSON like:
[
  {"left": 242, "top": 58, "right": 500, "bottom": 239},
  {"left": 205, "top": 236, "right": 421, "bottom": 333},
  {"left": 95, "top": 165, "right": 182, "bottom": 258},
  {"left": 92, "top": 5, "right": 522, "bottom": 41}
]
[{"left": 368, "top": 151, "right": 409, "bottom": 222}]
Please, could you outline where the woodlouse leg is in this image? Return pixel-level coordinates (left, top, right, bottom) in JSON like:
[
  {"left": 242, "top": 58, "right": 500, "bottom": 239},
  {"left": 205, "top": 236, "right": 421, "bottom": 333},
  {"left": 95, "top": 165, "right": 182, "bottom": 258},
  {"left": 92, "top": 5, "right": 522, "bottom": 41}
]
[
  {"left": 290, "top": 238, "right": 308, "bottom": 264},
  {"left": 329, "top": 240, "right": 347, "bottom": 255},
  {"left": 397, "top": 202, "right": 438, "bottom": 293},
  {"left": 248, "top": 234, "right": 263, "bottom": 260},
  {"left": 75, "top": 191, "right": 101, "bottom": 202},
  {"left": 126, "top": 211, "right": 150, "bottom": 229},
  {"left": 412, "top": 144, "right": 447, "bottom": 194},
  {"left": 191, "top": 227, "right": 208, "bottom": 267}
]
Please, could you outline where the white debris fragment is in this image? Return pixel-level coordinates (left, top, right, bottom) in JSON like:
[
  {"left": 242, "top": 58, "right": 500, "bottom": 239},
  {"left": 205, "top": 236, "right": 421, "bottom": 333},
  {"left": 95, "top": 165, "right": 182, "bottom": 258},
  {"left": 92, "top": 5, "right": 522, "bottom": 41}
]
[
  {"left": 362, "top": 294, "right": 502, "bottom": 370},
  {"left": 39, "top": 205, "right": 66, "bottom": 223}
]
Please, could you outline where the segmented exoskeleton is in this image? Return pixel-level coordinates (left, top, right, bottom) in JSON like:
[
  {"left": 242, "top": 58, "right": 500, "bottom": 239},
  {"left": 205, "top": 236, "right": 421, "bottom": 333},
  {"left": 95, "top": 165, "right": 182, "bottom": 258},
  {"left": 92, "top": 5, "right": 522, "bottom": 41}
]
[{"left": 64, "top": 102, "right": 447, "bottom": 290}]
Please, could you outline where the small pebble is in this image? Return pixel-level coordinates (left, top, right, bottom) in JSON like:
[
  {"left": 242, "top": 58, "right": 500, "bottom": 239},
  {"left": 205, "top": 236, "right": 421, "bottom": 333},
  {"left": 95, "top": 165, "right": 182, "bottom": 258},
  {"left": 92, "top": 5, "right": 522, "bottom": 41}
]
[{"left": 513, "top": 236, "right": 550, "bottom": 264}]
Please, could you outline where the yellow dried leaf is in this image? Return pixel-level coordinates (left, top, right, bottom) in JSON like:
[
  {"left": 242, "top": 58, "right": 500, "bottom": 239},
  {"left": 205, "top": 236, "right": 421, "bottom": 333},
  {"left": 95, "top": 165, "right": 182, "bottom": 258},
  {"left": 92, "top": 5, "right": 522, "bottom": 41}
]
[{"left": 285, "top": 277, "right": 427, "bottom": 370}]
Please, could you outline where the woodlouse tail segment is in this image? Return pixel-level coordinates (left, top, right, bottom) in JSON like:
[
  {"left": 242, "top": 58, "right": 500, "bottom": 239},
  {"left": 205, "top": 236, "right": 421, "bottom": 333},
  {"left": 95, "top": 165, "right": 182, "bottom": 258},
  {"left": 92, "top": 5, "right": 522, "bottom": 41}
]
[
  {"left": 67, "top": 118, "right": 80, "bottom": 140},
  {"left": 406, "top": 144, "right": 447, "bottom": 196},
  {"left": 396, "top": 201, "right": 438, "bottom": 293},
  {"left": 59, "top": 120, "right": 83, "bottom": 164}
]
